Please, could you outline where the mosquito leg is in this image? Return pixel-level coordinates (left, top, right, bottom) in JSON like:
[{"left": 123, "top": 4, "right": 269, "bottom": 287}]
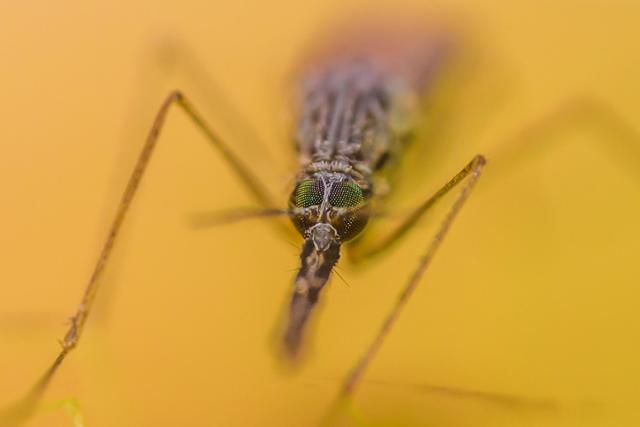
[
  {"left": 360, "top": 379, "right": 558, "bottom": 411},
  {"left": 151, "top": 39, "right": 286, "bottom": 170},
  {"left": 189, "top": 207, "right": 290, "bottom": 228},
  {"left": 328, "top": 155, "right": 486, "bottom": 414},
  {"left": 349, "top": 96, "right": 639, "bottom": 264},
  {"left": 348, "top": 155, "right": 486, "bottom": 263},
  {"left": 175, "top": 93, "right": 280, "bottom": 207},
  {"left": 487, "top": 96, "right": 640, "bottom": 179},
  {"left": 178, "top": 93, "right": 296, "bottom": 238},
  {"left": 6, "top": 90, "right": 279, "bottom": 419},
  {"left": 125, "top": 42, "right": 298, "bottom": 237},
  {"left": 326, "top": 96, "right": 638, "bottom": 422},
  {"left": 320, "top": 156, "right": 485, "bottom": 426}
]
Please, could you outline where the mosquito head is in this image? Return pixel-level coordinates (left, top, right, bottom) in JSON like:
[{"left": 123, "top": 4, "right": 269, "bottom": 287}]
[{"left": 289, "top": 173, "right": 370, "bottom": 244}]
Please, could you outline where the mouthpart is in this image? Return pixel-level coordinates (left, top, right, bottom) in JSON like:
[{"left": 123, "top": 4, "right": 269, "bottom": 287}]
[{"left": 308, "top": 223, "right": 338, "bottom": 251}]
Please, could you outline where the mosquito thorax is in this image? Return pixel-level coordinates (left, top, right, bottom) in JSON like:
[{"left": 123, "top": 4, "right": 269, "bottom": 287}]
[{"left": 289, "top": 169, "right": 370, "bottom": 245}]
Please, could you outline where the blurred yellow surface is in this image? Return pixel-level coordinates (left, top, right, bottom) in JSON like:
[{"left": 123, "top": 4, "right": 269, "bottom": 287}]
[{"left": 0, "top": 1, "right": 639, "bottom": 426}]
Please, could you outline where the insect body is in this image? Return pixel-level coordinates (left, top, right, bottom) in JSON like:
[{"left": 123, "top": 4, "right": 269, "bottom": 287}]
[
  {"left": 273, "top": 32, "right": 489, "bottom": 409},
  {"left": 285, "top": 28, "right": 462, "bottom": 362},
  {"left": 284, "top": 30, "right": 452, "bottom": 356},
  {"left": 2, "top": 23, "right": 488, "bottom": 425}
]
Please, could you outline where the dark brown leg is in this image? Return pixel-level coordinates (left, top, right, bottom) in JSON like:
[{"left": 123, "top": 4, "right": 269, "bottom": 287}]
[
  {"left": 0, "top": 91, "right": 278, "bottom": 426},
  {"left": 348, "top": 156, "right": 486, "bottom": 262},
  {"left": 345, "top": 156, "right": 485, "bottom": 396},
  {"left": 325, "top": 96, "right": 639, "bottom": 423}
]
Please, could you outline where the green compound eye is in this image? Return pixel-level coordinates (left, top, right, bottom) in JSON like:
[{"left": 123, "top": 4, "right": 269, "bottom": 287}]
[
  {"left": 293, "top": 179, "right": 324, "bottom": 208},
  {"left": 328, "top": 181, "right": 364, "bottom": 208}
]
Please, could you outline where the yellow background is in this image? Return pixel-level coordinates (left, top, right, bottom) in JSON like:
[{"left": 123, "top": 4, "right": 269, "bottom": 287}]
[{"left": 0, "top": 0, "right": 639, "bottom": 426}]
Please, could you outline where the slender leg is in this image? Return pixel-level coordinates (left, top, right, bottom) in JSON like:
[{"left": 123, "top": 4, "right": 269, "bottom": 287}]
[
  {"left": 176, "top": 93, "right": 279, "bottom": 207},
  {"left": 487, "top": 96, "right": 640, "bottom": 177},
  {"left": 2, "top": 90, "right": 278, "bottom": 423},
  {"left": 358, "top": 379, "right": 558, "bottom": 410},
  {"left": 151, "top": 39, "right": 287, "bottom": 170},
  {"left": 128, "top": 41, "right": 296, "bottom": 236},
  {"left": 325, "top": 97, "right": 639, "bottom": 423},
  {"left": 346, "top": 156, "right": 485, "bottom": 396},
  {"left": 320, "top": 155, "right": 485, "bottom": 425},
  {"left": 124, "top": 37, "right": 285, "bottom": 175},
  {"left": 189, "top": 207, "right": 289, "bottom": 228},
  {"left": 349, "top": 96, "right": 640, "bottom": 264},
  {"left": 348, "top": 156, "right": 486, "bottom": 262}
]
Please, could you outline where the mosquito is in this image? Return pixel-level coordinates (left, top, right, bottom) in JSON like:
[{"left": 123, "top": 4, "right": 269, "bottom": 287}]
[{"left": 4, "top": 19, "right": 637, "bottom": 426}]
